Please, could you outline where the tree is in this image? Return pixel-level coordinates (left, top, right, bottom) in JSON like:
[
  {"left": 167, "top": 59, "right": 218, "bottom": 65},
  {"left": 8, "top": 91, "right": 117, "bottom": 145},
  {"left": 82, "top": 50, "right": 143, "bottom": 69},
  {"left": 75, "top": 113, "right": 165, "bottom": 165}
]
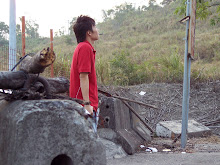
[
  {"left": 175, "top": 0, "right": 220, "bottom": 25},
  {"left": 149, "top": 0, "right": 157, "bottom": 5},
  {"left": 68, "top": 17, "right": 77, "bottom": 35},
  {"left": 0, "top": 22, "right": 9, "bottom": 45},
  {"left": 102, "top": 3, "right": 136, "bottom": 21},
  {"left": 16, "top": 24, "right": 22, "bottom": 46},
  {"left": 21, "top": 18, "right": 40, "bottom": 38},
  {"left": 161, "top": 0, "right": 177, "bottom": 6}
]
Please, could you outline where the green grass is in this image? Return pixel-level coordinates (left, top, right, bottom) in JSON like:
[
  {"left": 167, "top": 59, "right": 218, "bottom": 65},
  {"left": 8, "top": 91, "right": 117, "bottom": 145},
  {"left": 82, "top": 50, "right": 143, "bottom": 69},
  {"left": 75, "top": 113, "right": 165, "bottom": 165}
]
[{"left": 16, "top": 1, "right": 220, "bottom": 86}]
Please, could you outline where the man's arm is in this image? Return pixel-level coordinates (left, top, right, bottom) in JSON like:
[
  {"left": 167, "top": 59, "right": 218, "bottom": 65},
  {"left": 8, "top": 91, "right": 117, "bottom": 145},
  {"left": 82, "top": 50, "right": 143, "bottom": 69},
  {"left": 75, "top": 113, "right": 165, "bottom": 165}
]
[{"left": 80, "top": 72, "right": 93, "bottom": 114}]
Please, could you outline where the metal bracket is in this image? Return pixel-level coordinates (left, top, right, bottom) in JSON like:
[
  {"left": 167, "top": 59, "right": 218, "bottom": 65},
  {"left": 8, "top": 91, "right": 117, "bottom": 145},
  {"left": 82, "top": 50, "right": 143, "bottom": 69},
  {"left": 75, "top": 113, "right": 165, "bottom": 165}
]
[
  {"left": 188, "top": 53, "right": 195, "bottom": 60},
  {"left": 179, "top": 16, "right": 190, "bottom": 24}
]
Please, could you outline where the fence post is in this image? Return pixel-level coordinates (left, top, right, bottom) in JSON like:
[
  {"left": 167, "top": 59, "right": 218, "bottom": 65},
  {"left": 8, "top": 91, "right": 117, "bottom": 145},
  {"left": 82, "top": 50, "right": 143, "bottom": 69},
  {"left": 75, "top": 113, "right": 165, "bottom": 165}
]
[
  {"left": 22, "top": 16, "right": 25, "bottom": 57},
  {"left": 50, "top": 29, "right": 54, "bottom": 77}
]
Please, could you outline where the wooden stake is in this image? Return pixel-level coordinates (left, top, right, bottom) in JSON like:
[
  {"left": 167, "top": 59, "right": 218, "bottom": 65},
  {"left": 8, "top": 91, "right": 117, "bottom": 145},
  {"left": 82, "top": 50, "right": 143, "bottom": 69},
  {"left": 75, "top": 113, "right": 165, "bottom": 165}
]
[{"left": 50, "top": 29, "right": 54, "bottom": 77}]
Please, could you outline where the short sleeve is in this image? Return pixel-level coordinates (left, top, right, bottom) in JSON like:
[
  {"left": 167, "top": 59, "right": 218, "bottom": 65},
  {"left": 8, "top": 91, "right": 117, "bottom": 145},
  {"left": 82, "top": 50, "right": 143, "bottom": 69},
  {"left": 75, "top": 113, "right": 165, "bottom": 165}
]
[{"left": 78, "top": 44, "right": 92, "bottom": 73}]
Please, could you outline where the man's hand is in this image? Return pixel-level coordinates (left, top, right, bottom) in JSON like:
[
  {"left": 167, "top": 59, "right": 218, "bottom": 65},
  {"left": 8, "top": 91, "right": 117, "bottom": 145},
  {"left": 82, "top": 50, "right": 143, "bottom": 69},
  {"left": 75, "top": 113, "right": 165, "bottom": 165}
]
[{"left": 84, "top": 105, "right": 93, "bottom": 115}]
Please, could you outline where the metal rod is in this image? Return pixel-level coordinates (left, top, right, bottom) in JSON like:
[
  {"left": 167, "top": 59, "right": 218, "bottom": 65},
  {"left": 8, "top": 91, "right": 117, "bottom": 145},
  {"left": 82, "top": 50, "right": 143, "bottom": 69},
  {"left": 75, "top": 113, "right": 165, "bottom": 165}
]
[
  {"left": 186, "top": 57, "right": 191, "bottom": 125},
  {"left": 98, "top": 89, "right": 158, "bottom": 109},
  {"left": 111, "top": 95, "right": 158, "bottom": 109},
  {"left": 181, "top": 0, "right": 191, "bottom": 149},
  {"left": 50, "top": 29, "right": 54, "bottom": 78}
]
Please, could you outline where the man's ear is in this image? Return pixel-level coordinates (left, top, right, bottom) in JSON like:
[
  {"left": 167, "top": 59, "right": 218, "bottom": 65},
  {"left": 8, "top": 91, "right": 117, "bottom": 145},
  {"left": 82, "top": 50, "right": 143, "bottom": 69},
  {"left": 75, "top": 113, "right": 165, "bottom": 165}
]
[{"left": 87, "top": 31, "right": 92, "bottom": 36}]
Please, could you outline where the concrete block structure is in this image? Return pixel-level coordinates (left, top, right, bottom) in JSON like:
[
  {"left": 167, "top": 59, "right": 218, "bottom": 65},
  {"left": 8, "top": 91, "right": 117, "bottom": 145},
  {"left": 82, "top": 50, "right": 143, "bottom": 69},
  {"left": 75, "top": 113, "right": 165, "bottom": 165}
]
[
  {"left": 0, "top": 100, "right": 106, "bottom": 165},
  {"left": 99, "top": 97, "right": 151, "bottom": 155},
  {"left": 156, "top": 120, "right": 212, "bottom": 139}
]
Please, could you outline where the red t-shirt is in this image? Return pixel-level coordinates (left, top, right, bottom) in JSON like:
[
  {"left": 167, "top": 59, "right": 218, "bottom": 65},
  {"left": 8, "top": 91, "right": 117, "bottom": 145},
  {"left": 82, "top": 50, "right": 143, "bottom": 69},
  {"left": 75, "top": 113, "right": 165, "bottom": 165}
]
[{"left": 69, "top": 40, "right": 98, "bottom": 111}]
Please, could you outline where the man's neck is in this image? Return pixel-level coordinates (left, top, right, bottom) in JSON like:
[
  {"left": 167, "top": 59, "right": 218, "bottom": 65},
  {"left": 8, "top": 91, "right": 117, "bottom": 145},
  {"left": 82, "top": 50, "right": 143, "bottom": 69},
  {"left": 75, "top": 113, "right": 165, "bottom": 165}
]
[{"left": 86, "top": 37, "right": 94, "bottom": 46}]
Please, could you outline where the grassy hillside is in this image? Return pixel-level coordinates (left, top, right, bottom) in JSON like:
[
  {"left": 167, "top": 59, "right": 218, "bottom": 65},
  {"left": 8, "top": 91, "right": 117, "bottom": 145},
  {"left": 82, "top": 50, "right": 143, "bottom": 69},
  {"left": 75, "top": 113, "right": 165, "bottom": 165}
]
[{"left": 24, "top": 1, "right": 220, "bottom": 86}]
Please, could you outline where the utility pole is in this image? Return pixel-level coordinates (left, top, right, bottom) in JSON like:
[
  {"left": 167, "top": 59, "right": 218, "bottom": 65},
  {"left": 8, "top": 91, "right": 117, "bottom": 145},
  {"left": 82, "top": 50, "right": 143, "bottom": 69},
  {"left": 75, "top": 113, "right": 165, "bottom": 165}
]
[
  {"left": 9, "top": 0, "right": 17, "bottom": 71},
  {"left": 181, "top": 0, "right": 191, "bottom": 149},
  {"left": 180, "top": 0, "right": 197, "bottom": 148}
]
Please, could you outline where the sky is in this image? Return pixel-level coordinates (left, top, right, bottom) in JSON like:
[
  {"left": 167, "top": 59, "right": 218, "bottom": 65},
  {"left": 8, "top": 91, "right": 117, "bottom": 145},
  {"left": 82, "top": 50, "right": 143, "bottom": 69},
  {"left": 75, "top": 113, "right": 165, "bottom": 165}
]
[{"left": 0, "top": 0, "right": 162, "bottom": 37}]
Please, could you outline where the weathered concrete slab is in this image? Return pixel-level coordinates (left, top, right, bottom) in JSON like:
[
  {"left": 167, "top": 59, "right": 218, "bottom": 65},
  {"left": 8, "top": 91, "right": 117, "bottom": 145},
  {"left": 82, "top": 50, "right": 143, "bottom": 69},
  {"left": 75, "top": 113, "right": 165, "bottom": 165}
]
[
  {"left": 99, "top": 97, "right": 151, "bottom": 155},
  {"left": 117, "top": 129, "right": 144, "bottom": 155},
  {"left": 156, "top": 120, "right": 212, "bottom": 139},
  {"left": 0, "top": 99, "right": 106, "bottom": 165}
]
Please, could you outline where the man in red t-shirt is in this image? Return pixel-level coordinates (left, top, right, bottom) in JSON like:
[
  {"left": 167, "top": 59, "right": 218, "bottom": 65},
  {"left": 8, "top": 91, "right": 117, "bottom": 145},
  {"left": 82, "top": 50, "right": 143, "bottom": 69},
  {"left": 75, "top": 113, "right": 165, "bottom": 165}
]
[{"left": 69, "top": 15, "right": 99, "bottom": 132}]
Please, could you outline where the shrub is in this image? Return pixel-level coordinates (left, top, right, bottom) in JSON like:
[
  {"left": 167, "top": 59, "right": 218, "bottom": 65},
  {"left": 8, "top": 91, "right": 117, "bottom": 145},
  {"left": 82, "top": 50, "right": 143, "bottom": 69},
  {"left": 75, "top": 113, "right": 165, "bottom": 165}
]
[{"left": 109, "top": 49, "right": 137, "bottom": 85}]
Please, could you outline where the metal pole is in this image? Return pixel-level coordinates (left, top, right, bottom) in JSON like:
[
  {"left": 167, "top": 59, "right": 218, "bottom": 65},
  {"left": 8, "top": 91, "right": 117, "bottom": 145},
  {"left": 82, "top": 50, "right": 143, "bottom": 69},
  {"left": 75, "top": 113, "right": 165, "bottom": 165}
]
[
  {"left": 181, "top": 0, "right": 191, "bottom": 148},
  {"left": 22, "top": 16, "right": 25, "bottom": 57},
  {"left": 50, "top": 29, "right": 54, "bottom": 77},
  {"left": 9, "top": 0, "right": 17, "bottom": 71}
]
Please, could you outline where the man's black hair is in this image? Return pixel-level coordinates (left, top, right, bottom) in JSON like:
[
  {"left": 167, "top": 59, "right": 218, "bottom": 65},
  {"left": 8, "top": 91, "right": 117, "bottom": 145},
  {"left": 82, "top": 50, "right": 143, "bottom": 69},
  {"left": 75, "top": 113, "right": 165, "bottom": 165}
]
[{"left": 73, "top": 15, "right": 95, "bottom": 43}]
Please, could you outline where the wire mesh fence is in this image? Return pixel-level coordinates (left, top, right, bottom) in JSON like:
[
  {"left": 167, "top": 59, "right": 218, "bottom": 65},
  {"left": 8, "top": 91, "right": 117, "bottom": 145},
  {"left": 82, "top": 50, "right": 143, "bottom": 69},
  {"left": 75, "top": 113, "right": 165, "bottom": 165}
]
[{"left": 0, "top": 45, "right": 21, "bottom": 71}]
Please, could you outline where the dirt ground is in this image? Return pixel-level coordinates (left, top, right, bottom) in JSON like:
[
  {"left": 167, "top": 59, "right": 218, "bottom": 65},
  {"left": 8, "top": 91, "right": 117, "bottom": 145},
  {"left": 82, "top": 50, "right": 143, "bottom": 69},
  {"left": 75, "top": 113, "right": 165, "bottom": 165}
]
[
  {"left": 99, "top": 80, "right": 220, "bottom": 135},
  {"left": 100, "top": 81, "right": 220, "bottom": 164}
]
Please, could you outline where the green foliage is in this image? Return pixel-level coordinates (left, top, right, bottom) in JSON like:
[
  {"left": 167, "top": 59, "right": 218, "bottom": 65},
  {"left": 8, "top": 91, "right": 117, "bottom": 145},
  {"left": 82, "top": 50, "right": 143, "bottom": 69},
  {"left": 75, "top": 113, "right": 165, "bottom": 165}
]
[
  {"left": 95, "top": 47, "right": 184, "bottom": 85},
  {"left": 1, "top": 1, "right": 219, "bottom": 86},
  {"left": 210, "top": 5, "right": 220, "bottom": 25},
  {"left": 109, "top": 49, "right": 137, "bottom": 85},
  {"left": 102, "top": 3, "right": 138, "bottom": 24},
  {"left": 51, "top": 1, "right": 220, "bottom": 85},
  {"left": 53, "top": 53, "right": 71, "bottom": 78},
  {"left": 0, "top": 22, "right": 9, "bottom": 45},
  {"left": 69, "top": 17, "right": 77, "bottom": 35},
  {"left": 96, "top": 56, "right": 110, "bottom": 85},
  {"left": 175, "top": 0, "right": 220, "bottom": 24},
  {"left": 19, "top": 18, "right": 40, "bottom": 38},
  {"left": 64, "top": 36, "right": 73, "bottom": 45},
  {"left": 162, "top": 0, "right": 177, "bottom": 6},
  {"left": 159, "top": 48, "right": 184, "bottom": 82}
]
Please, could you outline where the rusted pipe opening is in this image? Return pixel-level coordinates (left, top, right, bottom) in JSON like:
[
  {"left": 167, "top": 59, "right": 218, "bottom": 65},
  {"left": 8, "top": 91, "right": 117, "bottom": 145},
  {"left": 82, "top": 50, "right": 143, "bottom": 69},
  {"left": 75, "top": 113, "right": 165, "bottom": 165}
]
[{"left": 51, "top": 154, "right": 73, "bottom": 165}]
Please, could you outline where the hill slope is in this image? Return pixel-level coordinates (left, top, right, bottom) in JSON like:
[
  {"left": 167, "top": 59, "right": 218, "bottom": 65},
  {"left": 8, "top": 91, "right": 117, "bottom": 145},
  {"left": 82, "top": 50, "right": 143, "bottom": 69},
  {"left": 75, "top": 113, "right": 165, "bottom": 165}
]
[{"left": 24, "top": 1, "right": 220, "bottom": 86}]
